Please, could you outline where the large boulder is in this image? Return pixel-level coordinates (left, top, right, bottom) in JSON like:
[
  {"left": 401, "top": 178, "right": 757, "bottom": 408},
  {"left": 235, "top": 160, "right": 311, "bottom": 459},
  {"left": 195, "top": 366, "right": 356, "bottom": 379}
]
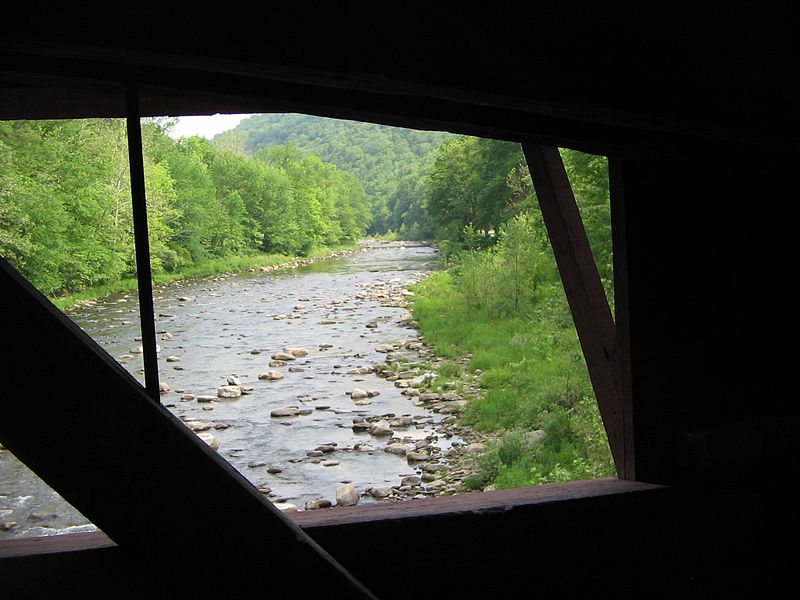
[
  {"left": 216, "top": 385, "right": 242, "bottom": 398},
  {"left": 336, "top": 484, "right": 359, "bottom": 507}
]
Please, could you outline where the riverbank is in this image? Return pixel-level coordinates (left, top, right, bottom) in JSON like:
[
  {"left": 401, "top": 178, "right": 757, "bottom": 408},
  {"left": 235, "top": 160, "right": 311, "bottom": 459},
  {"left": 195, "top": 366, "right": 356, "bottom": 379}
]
[
  {"left": 342, "top": 274, "right": 496, "bottom": 500},
  {"left": 53, "top": 242, "right": 368, "bottom": 311},
  {"left": 404, "top": 268, "right": 615, "bottom": 492}
]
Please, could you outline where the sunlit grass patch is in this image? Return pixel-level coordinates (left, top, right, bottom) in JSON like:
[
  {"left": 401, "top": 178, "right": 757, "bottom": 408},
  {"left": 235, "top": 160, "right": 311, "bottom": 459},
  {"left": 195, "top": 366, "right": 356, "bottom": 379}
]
[{"left": 408, "top": 225, "right": 614, "bottom": 489}]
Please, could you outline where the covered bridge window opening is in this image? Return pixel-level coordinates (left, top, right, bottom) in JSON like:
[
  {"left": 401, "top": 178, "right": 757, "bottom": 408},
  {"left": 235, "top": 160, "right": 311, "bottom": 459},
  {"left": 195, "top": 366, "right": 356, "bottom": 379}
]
[{"left": 0, "top": 88, "right": 621, "bottom": 545}]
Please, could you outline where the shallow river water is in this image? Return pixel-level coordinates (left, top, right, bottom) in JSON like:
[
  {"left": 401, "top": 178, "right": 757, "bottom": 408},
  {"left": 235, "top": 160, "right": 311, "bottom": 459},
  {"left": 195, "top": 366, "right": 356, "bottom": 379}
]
[{"left": 0, "top": 241, "right": 456, "bottom": 540}]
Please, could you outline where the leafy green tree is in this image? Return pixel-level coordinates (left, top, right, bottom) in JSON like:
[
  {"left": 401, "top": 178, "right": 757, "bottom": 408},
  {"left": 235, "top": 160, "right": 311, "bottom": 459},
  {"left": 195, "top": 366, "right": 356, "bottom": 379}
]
[
  {"left": 257, "top": 144, "right": 370, "bottom": 252},
  {"left": 424, "top": 136, "right": 527, "bottom": 244},
  {"left": 164, "top": 148, "right": 219, "bottom": 266},
  {"left": 0, "top": 119, "right": 137, "bottom": 293},
  {"left": 425, "top": 137, "right": 483, "bottom": 241},
  {"left": 207, "top": 150, "right": 266, "bottom": 250},
  {"left": 560, "top": 149, "right": 612, "bottom": 282},
  {"left": 0, "top": 123, "right": 70, "bottom": 294}
]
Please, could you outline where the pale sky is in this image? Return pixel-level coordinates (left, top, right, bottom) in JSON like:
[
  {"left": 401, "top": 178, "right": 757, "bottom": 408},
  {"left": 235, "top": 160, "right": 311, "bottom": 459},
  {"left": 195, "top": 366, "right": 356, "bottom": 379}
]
[{"left": 167, "top": 113, "right": 257, "bottom": 139}]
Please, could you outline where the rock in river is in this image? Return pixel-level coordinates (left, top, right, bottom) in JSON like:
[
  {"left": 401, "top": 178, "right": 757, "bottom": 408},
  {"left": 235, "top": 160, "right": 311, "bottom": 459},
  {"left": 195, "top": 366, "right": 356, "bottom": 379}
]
[
  {"left": 185, "top": 420, "right": 212, "bottom": 432},
  {"left": 369, "top": 486, "right": 393, "bottom": 499},
  {"left": 196, "top": 431, "right": 219, "bottom": 450},
  {"left": 384, "top": 443, "right": 415, "bottom": 456},
  {"left": 271, "top": 407, "right": 301, "bottom": 417},
  {"left": 406, "top": 451, "right": 429, "bottom": 462},
  {"left": 369, "top": 424, "right": 393, "bottom": 437},
  {"left": 259, "top": 370, "right": 284, "bottom": 380},
  {"left": 216, "top": 385, "right": 242, "bottom": 398},
  {"left": 283, "top": 346, "right": 309, "bottom": 357},
  {"left": 336, "top": 484, "right": 359, "bottom": 507}
]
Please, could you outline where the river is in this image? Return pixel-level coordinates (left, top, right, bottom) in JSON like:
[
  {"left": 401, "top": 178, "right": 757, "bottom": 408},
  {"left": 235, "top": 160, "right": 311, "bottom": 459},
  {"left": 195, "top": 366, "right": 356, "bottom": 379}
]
[{"left": 0, "top": 240, "right": 467, "bottom": 540}]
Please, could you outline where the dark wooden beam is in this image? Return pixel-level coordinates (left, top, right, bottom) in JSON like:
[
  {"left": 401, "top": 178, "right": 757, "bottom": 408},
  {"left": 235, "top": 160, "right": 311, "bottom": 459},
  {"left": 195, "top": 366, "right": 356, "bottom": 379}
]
[
  {"left": 0, "top": 256, "right": 378, "bottom": 598},
  {"left": 1, "top": 44, "right": 789, "bottom": 160},
  {"left": 608, "top": 158, "right": 636, "bottom": 480},
  {"left": 2, "top": 5, "right": 795, "bottom": 156},
  {"left": 522, "top": 144, "right": 630, "bottom": 478},
  {"left": 125, "top": 82, "right": 160, "bottom": 402}
]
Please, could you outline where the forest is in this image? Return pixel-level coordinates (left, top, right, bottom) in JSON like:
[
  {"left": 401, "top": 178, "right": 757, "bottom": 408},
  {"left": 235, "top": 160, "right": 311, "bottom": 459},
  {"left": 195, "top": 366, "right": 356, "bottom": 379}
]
[
  {"left": 0, "top": 113, "right": 615, "bottom": 489},
  {"left": 0, "top": 117, "right": 372, "bottom": 298},
  {"left": 226, "top": 113, "right": 454, "bottom": 237}
]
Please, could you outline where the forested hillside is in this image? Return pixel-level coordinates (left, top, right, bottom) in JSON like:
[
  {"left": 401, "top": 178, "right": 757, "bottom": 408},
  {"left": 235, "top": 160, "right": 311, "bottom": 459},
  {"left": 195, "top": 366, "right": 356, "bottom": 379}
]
[
  {"left": 0, "top": 118, "right": 371, "bottom": 297},
  {"left": 223, "top": 113, "right": 454, "bottom": 236}
]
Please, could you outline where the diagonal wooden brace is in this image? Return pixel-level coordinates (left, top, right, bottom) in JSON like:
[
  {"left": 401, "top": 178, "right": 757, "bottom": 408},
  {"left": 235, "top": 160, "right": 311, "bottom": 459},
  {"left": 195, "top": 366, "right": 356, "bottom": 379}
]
[{"left": 522, "top": 144, "right": 629, "bottom": 477}]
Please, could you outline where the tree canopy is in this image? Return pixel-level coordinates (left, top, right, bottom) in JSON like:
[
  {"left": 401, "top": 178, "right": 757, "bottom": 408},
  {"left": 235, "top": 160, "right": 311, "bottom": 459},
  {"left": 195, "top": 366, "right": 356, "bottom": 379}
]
[
  {"left": 227, "top": 113, "right": 454, "bottom": 237},
  {"left": 0, "top": 118, "right": 372, "bottom": 296}
]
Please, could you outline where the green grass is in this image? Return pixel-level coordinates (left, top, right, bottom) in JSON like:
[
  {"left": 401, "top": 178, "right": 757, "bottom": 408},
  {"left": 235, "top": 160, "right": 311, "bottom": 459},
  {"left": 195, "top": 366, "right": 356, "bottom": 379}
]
[
  {"left": 409, "top": 268, "right": 614, "bottom": 489},
  {"left": 436, "top": 360, "right": 463, "bottom": 380}
]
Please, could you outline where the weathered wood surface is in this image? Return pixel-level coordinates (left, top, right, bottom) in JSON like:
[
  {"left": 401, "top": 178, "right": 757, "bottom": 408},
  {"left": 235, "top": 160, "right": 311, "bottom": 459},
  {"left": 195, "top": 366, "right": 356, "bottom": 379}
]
[
  {"left": 0, "top": 478, "right": 663, "bottom": 558},
  {"left": 292, "top": 477, "right": 659, "bottom": 527}
]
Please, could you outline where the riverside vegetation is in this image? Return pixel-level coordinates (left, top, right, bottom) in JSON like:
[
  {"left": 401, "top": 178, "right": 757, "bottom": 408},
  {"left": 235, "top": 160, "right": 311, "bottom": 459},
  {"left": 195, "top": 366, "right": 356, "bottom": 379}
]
[
  {"left": 0, "top": 114, "right": 614, "bottom": 496},
  {"left": 405, "top": 140, "right": 616, "bottom": 489}
]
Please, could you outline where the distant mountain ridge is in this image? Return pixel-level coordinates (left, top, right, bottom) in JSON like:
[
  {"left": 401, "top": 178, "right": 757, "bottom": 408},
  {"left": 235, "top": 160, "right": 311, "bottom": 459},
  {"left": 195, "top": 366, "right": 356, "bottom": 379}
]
[{"left": 220, "top": 113, "right": 455, "bottom": 234}]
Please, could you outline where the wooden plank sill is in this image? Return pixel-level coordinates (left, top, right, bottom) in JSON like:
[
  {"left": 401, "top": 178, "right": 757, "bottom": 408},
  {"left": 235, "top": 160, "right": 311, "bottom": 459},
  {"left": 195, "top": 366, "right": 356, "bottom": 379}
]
[{"left": 0, "top": 478, "right": 662, "bottom": 559}]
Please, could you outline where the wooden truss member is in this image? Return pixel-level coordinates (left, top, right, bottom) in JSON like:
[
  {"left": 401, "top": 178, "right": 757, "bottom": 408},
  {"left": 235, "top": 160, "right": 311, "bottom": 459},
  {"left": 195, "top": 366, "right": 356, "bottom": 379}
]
[
  {"left": 522, "top": 145, "right": 632, "bottom": 479},
  {"left": 126, "top": 82, "right": 160, "bottom": 403}
]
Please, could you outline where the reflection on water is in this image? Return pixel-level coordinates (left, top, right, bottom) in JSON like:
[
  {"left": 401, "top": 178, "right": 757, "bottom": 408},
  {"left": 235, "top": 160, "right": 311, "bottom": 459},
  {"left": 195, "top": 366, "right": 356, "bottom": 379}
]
[{"left": 1, "top": 241, "right": 453, "bottom": 539}]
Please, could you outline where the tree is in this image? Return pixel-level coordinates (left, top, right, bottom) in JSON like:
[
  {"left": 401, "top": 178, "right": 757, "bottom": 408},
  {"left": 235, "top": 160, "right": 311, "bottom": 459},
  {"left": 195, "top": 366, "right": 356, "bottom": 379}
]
[
  {"left": 560, "top": 149, "right": 612, "bottom": 282},
  {"left": 425, "top": 137, "right": 483, "bottom": 240}
]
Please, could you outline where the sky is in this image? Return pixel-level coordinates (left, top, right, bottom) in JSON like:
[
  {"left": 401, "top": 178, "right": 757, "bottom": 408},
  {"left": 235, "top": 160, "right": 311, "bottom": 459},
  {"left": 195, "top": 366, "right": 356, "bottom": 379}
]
[{"left": 167, "top": 113, "right": 257, "bottom": 139}]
